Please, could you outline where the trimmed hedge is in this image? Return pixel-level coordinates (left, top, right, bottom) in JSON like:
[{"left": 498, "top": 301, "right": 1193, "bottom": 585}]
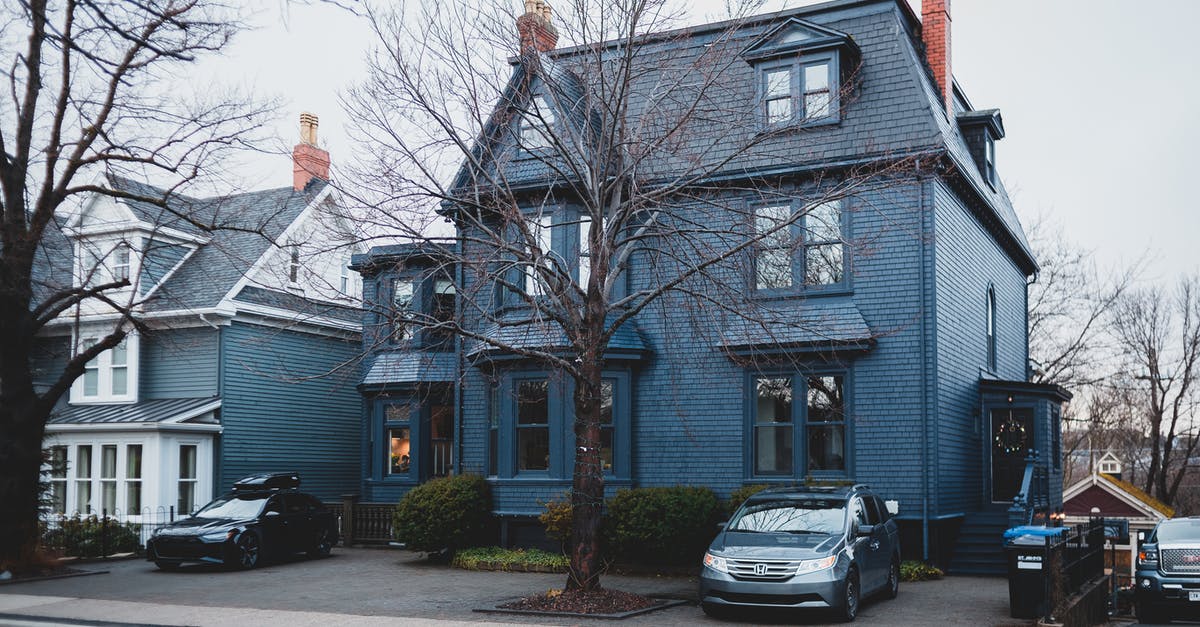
[
  {"left": 43, "top": 514, "right": 140, "bottom": 558},
  {"left": 392, "top": 474, "right": 490, "bottom": 553},
  {"left": 452, "top": 546, "right": 567, "bottom": 572},
  {"left": 538, "top": 497, "right": 573, "bottom": 547},
  {"left": 604, "top": 486, "right": 721, "bottom": 565}
]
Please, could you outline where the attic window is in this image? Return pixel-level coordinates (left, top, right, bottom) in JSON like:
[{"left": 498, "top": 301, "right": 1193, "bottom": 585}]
[
  {"left": 984, "top": 134, "right": 997, "bottom": 186},
  {"left": 1100, "top": 459, "right": 1120, "bottom": 475},
  {"left": 112, "top": 244, "right": 131, "bottom": 282},
  {"left": 758, "top": 56, "right": 838, "bottom": 127},
  {"left": 520, "top": 96, "right": 555, "bottom": 150}
]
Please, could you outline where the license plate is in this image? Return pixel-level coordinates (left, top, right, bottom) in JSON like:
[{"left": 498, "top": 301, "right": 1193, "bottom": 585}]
[{"left": 1190, "top": 590, "right": 1200, "bottom": 602}]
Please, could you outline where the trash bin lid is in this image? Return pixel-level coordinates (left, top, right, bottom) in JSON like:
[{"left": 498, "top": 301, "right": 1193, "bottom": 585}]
[{"left": 1003, "top": 525, "right": 1067, "bottom": 541}]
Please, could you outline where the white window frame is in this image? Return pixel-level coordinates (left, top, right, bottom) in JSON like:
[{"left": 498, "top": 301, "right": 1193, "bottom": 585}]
[
  {"left": 70, "top": 332, "right": 139, "bottom": 404},
  {"left": 74, "top": 237, "right": 140, "bottom": 290},
  {"left": 520, "top": 96, "right": 556, "bottom": 150},
  {"left": 525, "top": 214, "right": 553, "bottom": 296},
  {"left": 177, "top": 443, "right": 199, "bottom": 515}
]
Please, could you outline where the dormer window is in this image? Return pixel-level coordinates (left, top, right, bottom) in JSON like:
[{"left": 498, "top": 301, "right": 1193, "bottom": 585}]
[
  {"left": 520, "top": 96, "right": 555, "bottom": 150},
  {"left": 759, "top": 58, "right": 836, "bottom": 127},
  {"left": 112, "top": 244, "right": 131, "bottom": 282},
  {"left": 957, "top": 109, "right": 1005, "bottom": 190},
  {"left": 744, "top": 18, "right": 857, "bottom": 129},
  {"left": 984, "top": 134, "right": 996, "bottom": 186}
]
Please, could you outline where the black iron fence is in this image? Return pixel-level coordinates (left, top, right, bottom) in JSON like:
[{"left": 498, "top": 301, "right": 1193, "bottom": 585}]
[
  {"left": 40, "top": 507, "right": 182, "bottom": 559},
  {"left": 1042, "top": 517, "right": 1107, "bottom": 623}
]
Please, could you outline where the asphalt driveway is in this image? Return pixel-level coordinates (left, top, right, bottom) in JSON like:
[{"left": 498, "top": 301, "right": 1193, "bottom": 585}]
[{"left": 0, "top": 547, "right": 1029, "bottom": 626}]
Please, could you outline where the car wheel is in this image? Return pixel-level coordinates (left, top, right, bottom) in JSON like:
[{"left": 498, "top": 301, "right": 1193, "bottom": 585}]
[
  {"left": 308, "top": 528, "right": 333, "bottom": 558},
  {"left": 884, "top": 558, "right": 900, "bottom": 600},
  {"left": 837, "top": 568, "right": 860, "bottom": 622},
  {"left": 235, "top": 532, "right": 260, "bottom": 570},
  {"left": 155, "top": 560, "right": 179, "bottom": 571}
]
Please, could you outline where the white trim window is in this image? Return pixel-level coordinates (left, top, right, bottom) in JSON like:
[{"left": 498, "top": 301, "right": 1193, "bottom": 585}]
[
  {"left": 112, "top": 243, "right": 131, "bottom": 282},
  {"left": 125, "top": 444, "right": 143, "bottom": 513},
  {"left": 100, "top": 444, "right": 118, "bottom": 514},
  {"left": 70, "top": 333, "right": 139, "bottom": 404},
  {"left": 178, "top": 444, "right": 198, "bottom": 515},
  {"left": 75, "top": 445, "right": 93, "bottom": 514},
  {"left": 48, "top": 446, "right": 68, "bottom": 514}
]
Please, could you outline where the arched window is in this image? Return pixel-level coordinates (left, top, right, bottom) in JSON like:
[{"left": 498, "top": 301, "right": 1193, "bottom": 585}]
[{"left": 986, "top": 285, "right": 997, "bottom": 371}]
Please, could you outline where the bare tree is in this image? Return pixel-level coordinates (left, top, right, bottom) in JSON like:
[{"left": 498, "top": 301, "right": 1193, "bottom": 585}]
[
  {"left": 1109, "top": 276, "right": 1200, "bottom": 506},
  {"left": 344, "top": 0, "right": 922, "bottom": 591},
  {"left": 0, "top": 1, "right": 272, "bottom": 571}
]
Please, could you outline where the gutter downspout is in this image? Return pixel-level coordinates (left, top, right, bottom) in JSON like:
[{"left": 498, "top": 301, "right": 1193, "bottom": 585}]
[
  {"left": 919, "top": 173, "right": 931, "bottom": 561},
  {"left": 454, "top": 238, "right": 464, "bottom": 476}
]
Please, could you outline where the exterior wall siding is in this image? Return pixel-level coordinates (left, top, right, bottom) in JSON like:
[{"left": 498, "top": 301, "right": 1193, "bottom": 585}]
[
  {"left": 219, "top": 320, "right": 362, "bottom": 500},
  {"left": 931, "top": 177, "right": 1029, "bottom": 515},
  {"left": 140, "top": 327, "right": 220, "bottom": 399}
]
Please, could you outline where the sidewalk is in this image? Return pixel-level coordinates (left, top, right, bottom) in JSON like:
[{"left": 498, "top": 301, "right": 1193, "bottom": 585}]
[{"left": 0, "top": 548, "right": 1024, "bottom": 626}]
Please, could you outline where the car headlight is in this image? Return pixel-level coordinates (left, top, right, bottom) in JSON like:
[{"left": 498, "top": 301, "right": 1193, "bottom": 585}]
[
  {"left": 1137, "top": 549, "right": 1158, "bottom": 566},
  {"left": 200, "top": 530, "right": 236, "bottom": 543},
  {"left": 795, "top": 555, "right": 838, "bottom": 574},
  {"left": 703, "top": 552, "right": 729, "bottom": 574}
]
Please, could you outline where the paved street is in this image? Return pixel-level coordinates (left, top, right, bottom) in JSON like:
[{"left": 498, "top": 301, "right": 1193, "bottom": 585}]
[{"left": 0, "top": 548, "right": 1033, "bottom": 626}]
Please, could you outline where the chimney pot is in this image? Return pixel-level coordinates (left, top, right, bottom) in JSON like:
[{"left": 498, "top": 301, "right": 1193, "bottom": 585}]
[
  {"left": 293, "top": 112, "right": 330, "bottom": 191},
  {"left": 517, "top": 0, "right": 558, "bottom": 53}
]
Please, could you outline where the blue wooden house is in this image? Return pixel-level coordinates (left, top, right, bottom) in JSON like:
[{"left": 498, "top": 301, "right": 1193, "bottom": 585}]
[
  {"left": 354, "top": 0, "right": 1069, "bottom": 570},
  {"left": 35, "top": 116, "right": 363, "bottom": 521}
]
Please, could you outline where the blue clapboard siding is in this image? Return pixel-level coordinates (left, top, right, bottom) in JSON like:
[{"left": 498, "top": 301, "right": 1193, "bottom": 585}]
[
  {"left": 218, "top": 321, "right": 362, "bottom": 499},
  {"left": 140, "top": 327, "right": 219, "bottom": 399},
  {"left": 931, "top": 178, "right": 1029, "bottom": 515}
]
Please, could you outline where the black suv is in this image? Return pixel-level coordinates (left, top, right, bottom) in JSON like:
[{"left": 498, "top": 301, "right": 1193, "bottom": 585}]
[
  {"left": 1135, "top": 516, "right": 1200, "bottom": 623},
  {"left": 699, "top": 484, "right": 900, "bottom": 622},
  {"left": 146, "top": 472, "right": 338, "bottom": 570}
]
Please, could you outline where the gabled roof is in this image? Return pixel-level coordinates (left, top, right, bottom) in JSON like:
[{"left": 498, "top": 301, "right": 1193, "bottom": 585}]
[
  {"left": 1063, "top": 472, "right": 1175, "bottom": 520},
  {"left": 450, "top": 0, "right": 1035, "bottom": 273},
  {"left": 39, "top": 176, "right": 331, "bottom": 317}
]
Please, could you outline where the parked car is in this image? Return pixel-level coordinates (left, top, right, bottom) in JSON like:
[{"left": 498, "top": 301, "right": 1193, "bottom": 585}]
[
  {"left": 699, "top": 484, "right": 900, "bottom": 622},
  {"left": 1135, "top": 516, "right": 1200, "bottom": 624},
  {"left": 146, "top": 472, "right": 337, "bottom": 571}
]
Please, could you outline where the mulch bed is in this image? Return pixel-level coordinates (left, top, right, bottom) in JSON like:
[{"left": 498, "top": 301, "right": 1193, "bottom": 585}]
[{"left": 500, "top": 588, "right": 656, "bottom": 614}]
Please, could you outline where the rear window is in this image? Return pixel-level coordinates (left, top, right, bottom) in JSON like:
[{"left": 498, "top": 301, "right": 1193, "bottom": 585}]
[
  {"left": 729, "top": 499, "right": 846, "bottom": 535},
  {"left": 1153, "top": 519, "right": 1200, "bottom": 544}
]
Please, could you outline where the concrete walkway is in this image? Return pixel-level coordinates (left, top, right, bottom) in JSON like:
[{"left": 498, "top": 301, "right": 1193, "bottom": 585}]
[{"left": 0, "top": 548, "right": 1026, "bottom": 626}]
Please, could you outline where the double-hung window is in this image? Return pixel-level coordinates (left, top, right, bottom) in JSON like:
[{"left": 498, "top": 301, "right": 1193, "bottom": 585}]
[
  {"left": 754, "top": 199, "right": 846, "bottom": 291},
  {"left": 751, "top": 373, "right": 848, "bottom": 478},
  {"left": 72, "top": 335, "right": 138, "bottom": 403},
  {"left": 75, "top": 445, "right": 93, "bottom": 514},
  {"left": 760, "top": 57, "right": 836, "bottom": 127},
  {"left": 100, "top": 445, "right": 117, "bottom": 514},
  {"left": 178, "top": 445, "right": 197, "bottom": 514},
  {"left": 386, "top": 404, "right": 413, "bottom": 475},
  {"left": 516, "top": 379, "right": 551, "bottom": 472},
  {"left": 520, "top": 96, "right": 556, "bottom": 150},
  {"left": 524, "top": 214, "right": 553, "bottom": 296},
  {"left": 986, "top": 286, "right": 997, "bottom": 371},
  {"left": 125, "top": 444, "right": 142, "bottom": 512},
  {"left": 429, "top": 278, "right": 456, "bottom": 345},
  {"left": 48, "top": 446, "right": 68, "bottom": 514},
  {"left": 111, "top": 244, "right": 131, "bottom": 282},
  {"left": 391, "top": 280, "right": 415, "bottom": 343}
]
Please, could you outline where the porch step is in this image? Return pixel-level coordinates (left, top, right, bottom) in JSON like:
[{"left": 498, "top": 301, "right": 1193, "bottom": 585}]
[{"left": 947, "top": 510, "right": 1010, "bottom": 576}]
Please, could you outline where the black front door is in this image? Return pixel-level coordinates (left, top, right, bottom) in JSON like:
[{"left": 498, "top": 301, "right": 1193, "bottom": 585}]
[{"left": 991, "top": 409, "right": 1033, "bottom": 503}]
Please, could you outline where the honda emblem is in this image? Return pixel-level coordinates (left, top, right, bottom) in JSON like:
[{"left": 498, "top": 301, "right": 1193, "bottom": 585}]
[{"left": 754, "top": 563, "right": 768, "bottom": 576}]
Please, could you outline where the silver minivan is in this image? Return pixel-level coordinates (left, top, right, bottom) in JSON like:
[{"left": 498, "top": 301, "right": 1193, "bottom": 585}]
[{"left": 699, "top": 484, "right": 900, "bottom": 622}]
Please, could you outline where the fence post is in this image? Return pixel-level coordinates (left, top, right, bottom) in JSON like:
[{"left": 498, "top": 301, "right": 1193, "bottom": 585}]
[
  {"left": 169, "top": 506, "right": 175, "bottom": 523},
  {"left": 341, "top": 494, "right": 359, "bottom": 547},
  {"left": 101, "top": 509, "right": 109, "bottom": 558}
]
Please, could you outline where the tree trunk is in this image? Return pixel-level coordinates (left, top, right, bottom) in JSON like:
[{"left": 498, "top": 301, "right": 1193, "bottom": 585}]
[
  {"left": 0, "top": 300, "right": 50, "bottom": 571},
  {"left": 566, "top": 361, "right": 604, "bottom": 591}
]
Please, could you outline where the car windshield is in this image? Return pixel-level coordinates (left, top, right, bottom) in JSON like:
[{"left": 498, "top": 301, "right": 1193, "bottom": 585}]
[
  {"left": 1154, "top": 519, "right": 1200, "bottom": 543},
  {"left": 193, "top": 494, "right": 269, "bottom": 519},
  {"left": 728, "top": 498, "right": 846, "bottom": 535}
]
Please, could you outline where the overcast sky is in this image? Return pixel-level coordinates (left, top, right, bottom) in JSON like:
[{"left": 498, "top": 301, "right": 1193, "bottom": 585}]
[{"left": 210, "top": 0, "right": 1199, "bottom": 281}]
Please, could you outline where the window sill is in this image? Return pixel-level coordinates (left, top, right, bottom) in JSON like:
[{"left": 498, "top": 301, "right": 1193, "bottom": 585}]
[
  {"left": 758, "top": 116, "right": 840, "bottom": 135},
  {"left": 753, "top": 285, "right": 853, "bottom": 301},
  {"left": 68, "top": 397, "right": 138, "bottom": 406}
]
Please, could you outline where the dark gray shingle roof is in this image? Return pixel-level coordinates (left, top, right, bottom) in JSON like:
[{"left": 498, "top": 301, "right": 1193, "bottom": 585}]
[
  {"left": 361, "top": 351, "right": 458, "bottom": 386},
  {"left": 467, "top": 312, "right": 648, "bottom": 357},
  {"left": 720, "top": 299, "right": 872, "bottom": 349},
  {"left": 48, "top": 396, "right": 220, "bottom": 425}
]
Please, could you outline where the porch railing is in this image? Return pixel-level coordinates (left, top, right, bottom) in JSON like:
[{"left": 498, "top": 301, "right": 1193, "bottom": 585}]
[
  {"left": 1008, "top": 449, "right": 1052, "bottom": 528},
  {"left": 327, "top": 495, "right": 395, "bottom": 545}
]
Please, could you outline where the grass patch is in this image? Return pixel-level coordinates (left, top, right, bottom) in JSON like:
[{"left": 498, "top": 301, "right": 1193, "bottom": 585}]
[
  {"left": 452, "top": 546, "right": 568, "bottom": 573},
  {"left": 899, "top": 560, "right": 944, "bottom": 582}
]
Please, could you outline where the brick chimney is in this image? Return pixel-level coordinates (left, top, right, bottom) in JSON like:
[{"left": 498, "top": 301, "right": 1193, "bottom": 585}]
[
  {"left": 517, "top": 0, "right": 557, "bottom": 54},
  {"left": 292, "top": 112, "right": 330, "bottom": 191},
  {"left": 921, "top": 0, "right": 952, "bottom": 112}
]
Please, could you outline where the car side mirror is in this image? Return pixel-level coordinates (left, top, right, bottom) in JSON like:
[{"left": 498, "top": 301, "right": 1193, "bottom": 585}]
[
  {"left": 856, "top": 523, "right": 875, "bottom": 537},
  {"left": 716, "top": 521, "right": 727, "bottom": 531},
  {"left": 264, "top": 510, "right": 280, "bottom": 517}
]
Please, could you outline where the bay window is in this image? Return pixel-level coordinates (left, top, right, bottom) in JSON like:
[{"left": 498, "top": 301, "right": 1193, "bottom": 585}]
[{"left": 516, "top": 379, "right": 551, "bottom": 471}]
